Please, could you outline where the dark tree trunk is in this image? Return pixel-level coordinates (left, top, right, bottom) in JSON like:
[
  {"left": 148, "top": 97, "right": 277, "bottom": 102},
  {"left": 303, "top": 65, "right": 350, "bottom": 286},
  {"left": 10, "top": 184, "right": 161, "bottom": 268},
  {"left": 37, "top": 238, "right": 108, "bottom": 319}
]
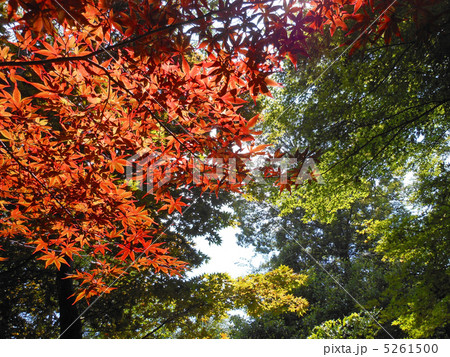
[{"left": 56, "top": 260, "right": 82, "bottom": 338}]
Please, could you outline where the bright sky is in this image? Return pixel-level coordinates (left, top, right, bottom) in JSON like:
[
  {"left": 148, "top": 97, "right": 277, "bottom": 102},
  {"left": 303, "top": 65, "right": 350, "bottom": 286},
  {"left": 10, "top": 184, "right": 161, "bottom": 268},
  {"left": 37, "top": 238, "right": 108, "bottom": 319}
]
[{"left": 186, "top": 226, "right": 265, "bottom": 278}]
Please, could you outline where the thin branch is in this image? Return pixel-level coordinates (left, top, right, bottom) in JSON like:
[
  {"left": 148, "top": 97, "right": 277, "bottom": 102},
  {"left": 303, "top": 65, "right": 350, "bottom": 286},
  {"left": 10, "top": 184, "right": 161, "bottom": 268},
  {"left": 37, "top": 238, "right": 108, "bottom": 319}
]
[
  {"left": 83, "top": 59, "right": 199, "bottom": 158},
  {"left": 323, "top": 100, "right": 448, "bottom": 175},
  {"left": 0, "top": 7, "right": 225, "bottom": 68},
  {"left": 357, "top": 43, "right": 413, "bottom": 104},
  {"left": 141, "top": 303, "right": 203, "bottom": 339},
  {"left": 0, "top": 253, "right": 35, "bottom": 278}
]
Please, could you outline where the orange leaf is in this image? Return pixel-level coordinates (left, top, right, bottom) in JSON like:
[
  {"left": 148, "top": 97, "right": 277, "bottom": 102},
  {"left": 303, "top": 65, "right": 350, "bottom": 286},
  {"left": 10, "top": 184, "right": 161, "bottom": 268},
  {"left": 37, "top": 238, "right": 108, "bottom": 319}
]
[
  {"left": 182, "top": 57, "right": 190, "bottom": 74},
  {"left": 12, "top": 85, "right": 21, "bottom": 108},
  {"left": 264, "top": 77, "right": 282, "bottom": 87},
  {"left": 72, "top": 289, "right": 86, "bottom": 304},
  {"left": 38, "top": 251, "right": 69, "bottom": 270},
  {"left": 246, "top": 115, "right": 259, "bottom": 129}
]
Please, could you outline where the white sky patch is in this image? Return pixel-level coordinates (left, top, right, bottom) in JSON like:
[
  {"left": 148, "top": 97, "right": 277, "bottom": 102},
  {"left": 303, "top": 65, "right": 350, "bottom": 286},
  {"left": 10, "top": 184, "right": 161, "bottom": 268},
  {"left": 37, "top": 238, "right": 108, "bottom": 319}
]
[
  {"left": 403, "top": 171, "right": 415, "bottom": 186},
  {"left": 186, "top": 226, "right": 265, "bottom": 278}
]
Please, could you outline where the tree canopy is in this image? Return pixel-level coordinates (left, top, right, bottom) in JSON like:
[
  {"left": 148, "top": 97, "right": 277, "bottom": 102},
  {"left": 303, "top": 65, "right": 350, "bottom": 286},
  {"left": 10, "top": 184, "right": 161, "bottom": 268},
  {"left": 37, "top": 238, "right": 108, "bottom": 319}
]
[{"left": 0, "top": 0, "right": 447, "bottom": 338}]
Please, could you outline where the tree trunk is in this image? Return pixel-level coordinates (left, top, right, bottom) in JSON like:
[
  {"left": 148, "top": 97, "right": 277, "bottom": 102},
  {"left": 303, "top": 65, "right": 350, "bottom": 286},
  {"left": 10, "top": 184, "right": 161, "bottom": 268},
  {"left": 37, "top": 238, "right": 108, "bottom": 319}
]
[{"left": 56, "top": 260, "right": 82, "bottom": 338}]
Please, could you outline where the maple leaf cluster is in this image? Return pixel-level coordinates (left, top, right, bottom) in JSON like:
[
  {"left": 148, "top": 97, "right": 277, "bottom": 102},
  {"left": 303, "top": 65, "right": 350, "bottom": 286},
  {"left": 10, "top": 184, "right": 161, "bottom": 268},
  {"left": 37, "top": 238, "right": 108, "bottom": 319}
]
[
  {"left": 0, "top": 0, "right": 442, "bottom": 301},
  {"left": 0, "top": 0, "right": 314, "bottom": 300}
]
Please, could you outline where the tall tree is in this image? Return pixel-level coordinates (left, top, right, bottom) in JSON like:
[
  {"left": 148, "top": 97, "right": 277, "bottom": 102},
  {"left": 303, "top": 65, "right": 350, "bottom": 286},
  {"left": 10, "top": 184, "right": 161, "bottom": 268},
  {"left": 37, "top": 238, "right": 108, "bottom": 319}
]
[
  {"left": 363, "top": 159, "right": 450, "bottom": 337},
  {"left": 231, "top": 191, "right": 399, "bottom": 338},
  {"left": 230, "top": 0, "right": 449, "bottom": 338}
]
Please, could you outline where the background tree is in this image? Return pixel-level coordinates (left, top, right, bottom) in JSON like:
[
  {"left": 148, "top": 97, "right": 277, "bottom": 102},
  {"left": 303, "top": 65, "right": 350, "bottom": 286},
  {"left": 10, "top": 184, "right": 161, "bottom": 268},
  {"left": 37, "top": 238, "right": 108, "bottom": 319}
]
[
  {"left": 363, "top": 160, "right": 449, "bottom": 338},
  {"left": 230, "top": 0, "right": 449, "bottom": 338},
  {"left": 230, "top": 190, "right": 400, "bottom": 338},
  {"left": 307, "top": 310, "right": 381, "bottom": 339}
]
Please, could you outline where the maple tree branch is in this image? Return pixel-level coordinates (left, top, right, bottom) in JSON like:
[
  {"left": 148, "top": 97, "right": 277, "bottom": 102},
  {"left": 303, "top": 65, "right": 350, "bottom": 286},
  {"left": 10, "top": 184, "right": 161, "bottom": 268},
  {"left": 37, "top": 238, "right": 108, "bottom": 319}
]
[
  {"left": 84, "top": 59, "right": 199, "bottom": 157},
  {"left": 0, "top": 141, "right": 81, "bottom": 230},
  {"left": 0, "top": 7, "right": 226, "bottom": 68},
  {"left": 318, "top": 100, "right": 449, "bottom": 206},
  {"left": 0, "top": 141, "right": 107, "bottom": 249},
  {"left": 0, "top": 0, "right": 277, "bottom": 69},
  {"left": 3, "top": 239, "right": 90, "bottom": 258}
]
